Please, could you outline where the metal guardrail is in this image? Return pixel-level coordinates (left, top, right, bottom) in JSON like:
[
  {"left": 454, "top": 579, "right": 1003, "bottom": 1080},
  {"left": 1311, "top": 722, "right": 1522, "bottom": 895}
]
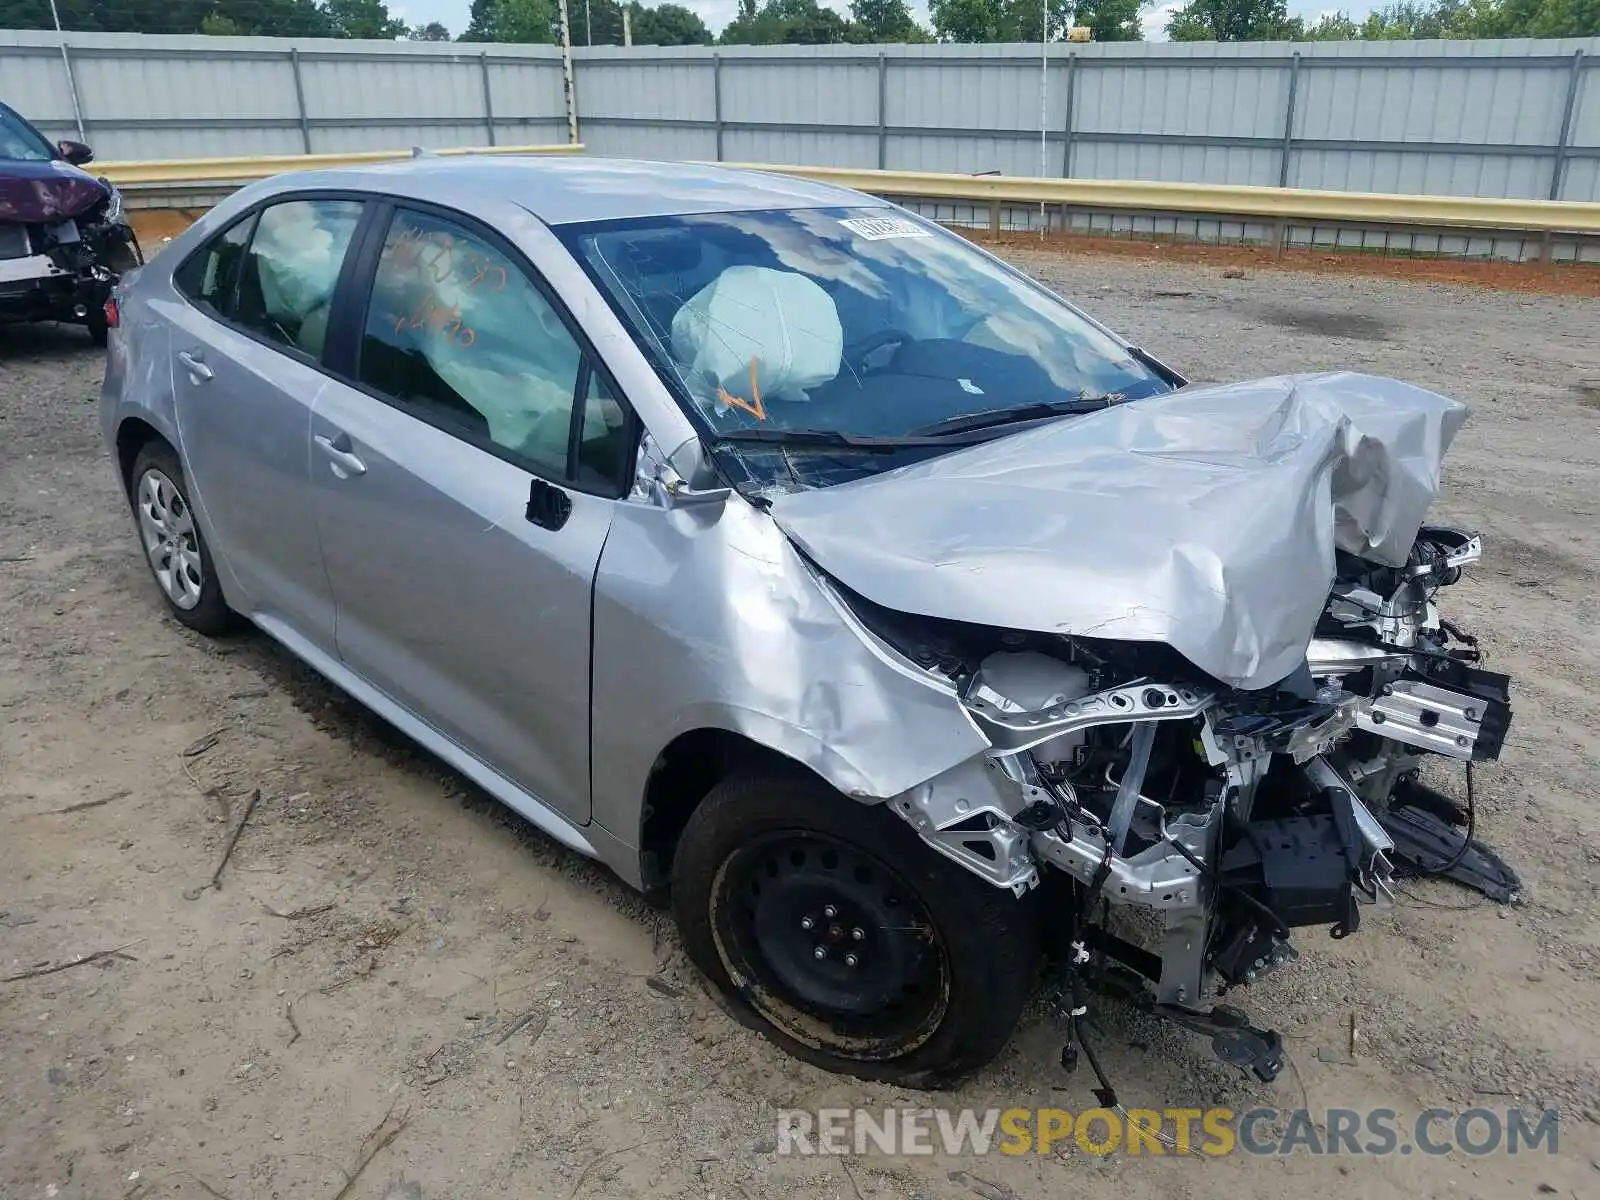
[
  {"left": 731, "top": 164, "right": 1600, "bottom": 237},
  {"left": 98, "top": 143, "right": 583, "bottom": 190},
  {"left": 90, "top": 147, "right": 1600, "bottom": 239}
]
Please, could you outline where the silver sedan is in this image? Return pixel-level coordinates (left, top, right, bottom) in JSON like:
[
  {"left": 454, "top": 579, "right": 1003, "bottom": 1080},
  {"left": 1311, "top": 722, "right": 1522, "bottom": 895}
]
[{"left": 101, "top": 156, "right": 1512, "bottom": 1088}]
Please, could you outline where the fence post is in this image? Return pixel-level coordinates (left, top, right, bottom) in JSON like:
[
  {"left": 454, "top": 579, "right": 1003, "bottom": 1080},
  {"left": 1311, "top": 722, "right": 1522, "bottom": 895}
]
[
  {"left": 877, "top": 51, "right": 888, "bottom": 170},
  {"left": 557, "top": 0, "right": 579, "bottom": 145},
  {"left": 57, "top": 40, "right": 87, "bottom": 143},
  {"left": 1060, "top": 52, "right": 1077, "bottom": 178},
  {"left": 1549, "top": 50, "right": 1584, "bottom": 202},
  {"left": 479, "top": 51, "right": 497, "bottom": 146},
  {"left": 1278, "top": 51, "right": 1300, "bottom": 189},
  {"left": 713, "top": 52, "right": 724, "bottom": 162},
  {"left": 288, "top": 48, "right": 312, "bottom": 154}
]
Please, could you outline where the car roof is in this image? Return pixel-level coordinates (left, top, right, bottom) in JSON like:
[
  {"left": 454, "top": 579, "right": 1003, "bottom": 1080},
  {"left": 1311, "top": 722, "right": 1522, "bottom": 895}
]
[{"left": 289, "top": 155, "right": 888, "bottom": 227}]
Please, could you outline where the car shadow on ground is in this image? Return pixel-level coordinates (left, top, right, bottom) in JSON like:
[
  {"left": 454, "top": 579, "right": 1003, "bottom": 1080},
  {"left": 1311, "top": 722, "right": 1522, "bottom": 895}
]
[
  {"left": 182, "top": 608, "right": 653, "bottom": 910},
  {"left": 138, "top": 596, "right": 1236, "bottom": 1103},
  {"left": 0, "top": 320, "right": 101, "bottom": 360}
]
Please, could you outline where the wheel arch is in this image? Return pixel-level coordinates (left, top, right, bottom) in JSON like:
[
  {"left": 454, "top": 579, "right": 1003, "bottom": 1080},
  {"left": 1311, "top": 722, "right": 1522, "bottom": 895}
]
[
  {"left": 115, "top": 415, "right": 169, "bottom": 494},
  {"left": 638, "top": 727, "right": 846, "bottom": 892}
]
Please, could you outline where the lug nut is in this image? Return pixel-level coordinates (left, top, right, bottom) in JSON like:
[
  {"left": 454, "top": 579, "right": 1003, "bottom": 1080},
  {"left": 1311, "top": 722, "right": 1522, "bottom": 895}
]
[
  {"left": 813, "top": 946, "right": 828, "bottom": 960},
  {"left": 823, "top": 905, "right": 837, "bottom": 919},
  {"left": 844, "top": 953, "right": 859, "bottom": 968},
  {"left": 851, "top": 927, "right": 864, "bottom": 941},
  {"left": 800, "top": 915, "right": 815, "bottom": 931}
]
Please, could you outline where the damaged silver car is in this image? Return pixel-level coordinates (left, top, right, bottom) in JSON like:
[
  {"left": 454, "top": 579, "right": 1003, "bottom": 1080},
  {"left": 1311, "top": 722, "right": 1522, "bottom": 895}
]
[{"left": 101, "top": 157, "right": 1514, "bottom": 1088}]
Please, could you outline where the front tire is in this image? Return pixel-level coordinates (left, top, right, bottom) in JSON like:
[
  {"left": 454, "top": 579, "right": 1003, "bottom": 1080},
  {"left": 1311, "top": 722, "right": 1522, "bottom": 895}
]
[
  {"left": 671, "top": 769, "right": 1040, "bottom": 1088},
  {"left": 127, "top": 442, "right": 234, "bottom": 636},
  {"left": 86, "top": 306, "right": 109, "bottom": 347}
]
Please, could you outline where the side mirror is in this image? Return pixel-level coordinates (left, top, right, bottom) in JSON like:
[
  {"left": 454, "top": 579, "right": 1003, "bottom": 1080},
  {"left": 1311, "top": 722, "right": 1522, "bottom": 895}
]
[
  {"left": 658, "top": 478, "right": 733, "bottom": 511},
  {"left": 57, "top": 140, "right": 94, "bottom": 166},
  {"left": 635, "top": 433, "right": 734, "bottom": 513}
]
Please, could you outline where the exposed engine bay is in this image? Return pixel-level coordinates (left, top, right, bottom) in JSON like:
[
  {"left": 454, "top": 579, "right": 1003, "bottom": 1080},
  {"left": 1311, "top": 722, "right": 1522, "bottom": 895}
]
[
  {"left": 849, "top": 522, "right": 1515, "bottom": 1084},
  {"left": 0, "top": 193, "right": 141, "bottom": 332}
]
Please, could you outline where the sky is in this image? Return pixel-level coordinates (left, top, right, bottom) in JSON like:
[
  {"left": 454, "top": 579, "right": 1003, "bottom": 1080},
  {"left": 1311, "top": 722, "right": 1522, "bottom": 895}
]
[{"left": 390, "top": 0, "right": 1380, "bottom": 41}]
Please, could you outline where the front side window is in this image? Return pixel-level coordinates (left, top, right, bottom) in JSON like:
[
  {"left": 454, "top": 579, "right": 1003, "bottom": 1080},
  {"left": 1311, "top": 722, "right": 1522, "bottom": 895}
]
[
  {"left": 174, "top": 214, "right": 256, "bottom": 318},
  {"left": 0, "top": 104, "right": 55, "bottom": 162},
  {"left": 234, "top": 198, "right": 364, "bottom": 359},
  {"left": 561, "top": 207, "right": 1172, "bottom": 465},
  {"left": 357, "top": 208, "right": 588, "bottom": 478}
]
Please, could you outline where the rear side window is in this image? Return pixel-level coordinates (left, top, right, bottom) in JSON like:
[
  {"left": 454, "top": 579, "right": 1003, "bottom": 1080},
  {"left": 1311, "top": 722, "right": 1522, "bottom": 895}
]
[
  {"left": 234, "top": 199, "right": 364, "bottom": 360},
  {"left": 174, "top": 214, "right": 255, "bottom": 317},
  {"left": 357, "top": 207, "right": 590, "bottom": 479}
]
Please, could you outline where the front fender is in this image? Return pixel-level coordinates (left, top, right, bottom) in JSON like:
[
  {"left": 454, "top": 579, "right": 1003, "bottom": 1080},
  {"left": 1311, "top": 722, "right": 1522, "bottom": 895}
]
[{"left": 589, "top": 495, "right": 990, "bottom": 848}]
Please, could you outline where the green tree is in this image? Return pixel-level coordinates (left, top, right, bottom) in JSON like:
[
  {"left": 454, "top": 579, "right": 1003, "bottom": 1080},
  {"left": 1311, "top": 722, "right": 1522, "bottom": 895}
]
[
  {"left": 997, "top": 0, "right": 1073, "bottom": 38},
  {"left": 721, "top": 0, "right": 865, "bottom": 43},
  {"left": 568, "top": 0, "right": 626, "bottom": 43},
  {"left": 408, "top": 18, "right": 453, "bottom": 37},
  {"left": 1073, "top": 0, "right": 1144, "bottom": 38},
  {"left": 461, "top": 0, "right": 499, "bottom": 39},
  {"left": 323, "top": 0, "right": 406, "bottom": 37},
  {"left": 471, "top": 0, "right": 557, "bottom": 40},
  {"left": 1165, "top": 0, "right": 1295, "bottom": 39},
  {"left": 929, "top": 0, "right": 1002, "bottom": 39},
  {"left": 931, "top": 0, "right": 1113, "bottom": 41},
  {"left": 626, "top": 1, "right": 712, "bottom": 42},
  {"left": 850, "top": 0, "right": 930, "bottom": 39},
  {"left": 1452, "top": 0, "right": 1599, "bottom": 35}
]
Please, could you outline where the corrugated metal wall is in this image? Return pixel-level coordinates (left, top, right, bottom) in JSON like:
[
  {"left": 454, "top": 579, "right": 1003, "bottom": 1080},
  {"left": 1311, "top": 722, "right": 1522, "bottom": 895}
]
[
  {"left": 3, "top": 30, "right": 1597, "bottom": 202},
  {"left": 1, "top": 30, "right": 569, "bottom": 158}
]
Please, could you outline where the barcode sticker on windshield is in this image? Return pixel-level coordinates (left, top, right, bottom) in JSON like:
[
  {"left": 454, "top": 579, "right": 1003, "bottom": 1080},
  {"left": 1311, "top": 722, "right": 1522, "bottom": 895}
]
[{"left": 838, "top": 216, "right": 931, "bottom": 242}]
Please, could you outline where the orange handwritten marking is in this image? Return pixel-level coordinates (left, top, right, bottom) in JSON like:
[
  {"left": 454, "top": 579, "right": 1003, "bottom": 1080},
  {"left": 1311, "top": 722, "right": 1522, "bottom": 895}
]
[
  {"left": 393, "top": 299, "right": 475, "bottom": 349},
  {"left": 385, "top": 229, "right": 508, "bottom": 292},
  {"left": 716, "top": 357, "right": 767, "bottom": 422}
]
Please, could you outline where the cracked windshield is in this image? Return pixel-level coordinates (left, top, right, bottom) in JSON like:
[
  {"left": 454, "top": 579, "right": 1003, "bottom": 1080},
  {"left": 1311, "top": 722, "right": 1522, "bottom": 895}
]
[{"left": 563, "top": 207, "right": 1174, "bottom": 483}]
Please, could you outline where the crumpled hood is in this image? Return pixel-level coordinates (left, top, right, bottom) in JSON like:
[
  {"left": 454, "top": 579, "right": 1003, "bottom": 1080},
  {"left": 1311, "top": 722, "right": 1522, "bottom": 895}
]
[
  {"left": 0, "top": 158, "right": 110, "bottom": 222},
  {"left": 769, "top": 372, "right": 1468, "bottom": 691}
]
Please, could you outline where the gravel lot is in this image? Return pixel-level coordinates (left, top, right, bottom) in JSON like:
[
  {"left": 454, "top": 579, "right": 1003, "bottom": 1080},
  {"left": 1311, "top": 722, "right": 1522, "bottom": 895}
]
[{"left": 3, "top": 249, "right": 1599, "bottom": 1200}]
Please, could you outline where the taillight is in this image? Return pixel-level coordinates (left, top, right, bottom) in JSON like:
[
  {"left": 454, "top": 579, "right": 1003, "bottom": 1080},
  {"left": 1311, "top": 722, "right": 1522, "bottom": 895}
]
[{"left": 103, "top": 295, "right": 120, "bottom": 329}]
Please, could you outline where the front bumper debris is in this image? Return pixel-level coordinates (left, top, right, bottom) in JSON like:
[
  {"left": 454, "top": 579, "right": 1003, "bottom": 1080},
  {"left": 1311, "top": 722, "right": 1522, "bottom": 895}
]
[{"left": 878, "top": 525, "right": 1514, "bottom": 1084}]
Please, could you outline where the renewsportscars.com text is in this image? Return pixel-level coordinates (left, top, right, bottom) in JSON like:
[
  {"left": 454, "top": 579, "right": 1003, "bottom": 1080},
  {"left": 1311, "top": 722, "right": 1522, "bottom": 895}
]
[{"left": 776, "top": 1106, "right": 1562, "bottom": 1157}]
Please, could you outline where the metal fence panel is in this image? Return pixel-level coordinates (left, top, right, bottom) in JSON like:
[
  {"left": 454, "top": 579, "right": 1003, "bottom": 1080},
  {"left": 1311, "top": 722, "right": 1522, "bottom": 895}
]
[
  {"left": 2, "top": 30, "right": 1598, "bottom": 204},
  {"left": 1078, "top": 61, "right": 1286, "bottom": 139},
  {"left": 721, "top": 59, "right": 877, "bottom": 126},
  {"left": 1074, "top": 141, "right": 1280, "bottom": 186},
  {"left": 581, "top": 123, "right": 716, "bottom": 160}
]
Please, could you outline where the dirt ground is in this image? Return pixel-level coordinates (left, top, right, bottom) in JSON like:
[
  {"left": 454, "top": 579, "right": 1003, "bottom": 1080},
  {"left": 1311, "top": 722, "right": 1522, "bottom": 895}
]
[{"left": 3, "top": 245, "right": 1600, "bottom": 1200}]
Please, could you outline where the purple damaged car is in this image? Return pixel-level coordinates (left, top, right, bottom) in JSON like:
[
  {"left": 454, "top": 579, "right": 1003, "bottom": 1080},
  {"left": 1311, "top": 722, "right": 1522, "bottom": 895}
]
[{"left": 1, "top": 101, "right": 141, "bottom": 344}]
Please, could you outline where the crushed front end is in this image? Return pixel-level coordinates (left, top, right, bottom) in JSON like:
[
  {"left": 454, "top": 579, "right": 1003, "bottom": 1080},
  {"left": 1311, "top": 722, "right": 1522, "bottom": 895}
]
[
  {"left": 0, "top": 185, "right": 141, "bottom": 333},
  {"left": 870, "top": 524, "right": 1514, "bottom": 1083}
]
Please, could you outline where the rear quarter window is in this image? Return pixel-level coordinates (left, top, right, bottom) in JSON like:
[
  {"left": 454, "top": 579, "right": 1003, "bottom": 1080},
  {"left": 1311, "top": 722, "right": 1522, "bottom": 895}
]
[{"left": 173, "top": 214, "right": 256, "bottom": 318}]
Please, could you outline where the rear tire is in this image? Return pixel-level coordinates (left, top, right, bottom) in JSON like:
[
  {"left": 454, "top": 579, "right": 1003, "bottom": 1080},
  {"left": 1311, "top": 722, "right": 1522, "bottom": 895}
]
[
  {"left": 127, "top": 442, "right": 234, "bottom": 636},
  {"left": 86, "top": 307, "right": 108, "bottom": 347},
  {"left": 671, "top": 769, "right": 1040, "bottom": 1088}
]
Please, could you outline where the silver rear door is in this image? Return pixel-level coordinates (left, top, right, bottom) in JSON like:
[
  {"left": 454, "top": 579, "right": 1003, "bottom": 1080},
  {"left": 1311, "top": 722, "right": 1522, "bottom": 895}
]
[{"left": 165, "top": 196, "right": 367, "bottom": 649}]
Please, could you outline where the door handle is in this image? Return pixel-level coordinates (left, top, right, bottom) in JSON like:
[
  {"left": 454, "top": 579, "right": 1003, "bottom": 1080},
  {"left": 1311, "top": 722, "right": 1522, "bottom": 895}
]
[
  {"left": 314, "top": 432, "right": 367, "bottom": 478},
  {"left": 177, "top": 350, "right": 213, "bottom": 382}
]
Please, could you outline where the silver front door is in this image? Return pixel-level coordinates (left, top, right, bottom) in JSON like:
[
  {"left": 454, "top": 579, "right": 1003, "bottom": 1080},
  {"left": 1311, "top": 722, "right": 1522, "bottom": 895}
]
[
  {"left": 307, "top": 204, "right": 631, "bottom": 825},
  {"left": 309, "top": 384, "right": 613, "bottom": 825}
]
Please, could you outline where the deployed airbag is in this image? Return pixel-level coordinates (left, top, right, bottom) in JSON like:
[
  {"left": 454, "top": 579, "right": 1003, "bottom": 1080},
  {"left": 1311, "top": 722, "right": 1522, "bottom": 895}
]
[
  {"left": 769, "top": 373, "right": 1467, "bottom": 691},
  {"left": 671, "top": 266, "right": 842, "bottom": 408}
]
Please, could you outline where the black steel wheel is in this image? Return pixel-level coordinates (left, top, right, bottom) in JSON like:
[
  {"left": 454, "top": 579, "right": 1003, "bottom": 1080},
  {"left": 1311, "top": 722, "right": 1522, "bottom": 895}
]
[
  {"left": 672, "top": 768, "right": 1041, "bottom": 1088},
  {"left": 712, "top": 830, "right": 951, "bottom": 1059}
]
